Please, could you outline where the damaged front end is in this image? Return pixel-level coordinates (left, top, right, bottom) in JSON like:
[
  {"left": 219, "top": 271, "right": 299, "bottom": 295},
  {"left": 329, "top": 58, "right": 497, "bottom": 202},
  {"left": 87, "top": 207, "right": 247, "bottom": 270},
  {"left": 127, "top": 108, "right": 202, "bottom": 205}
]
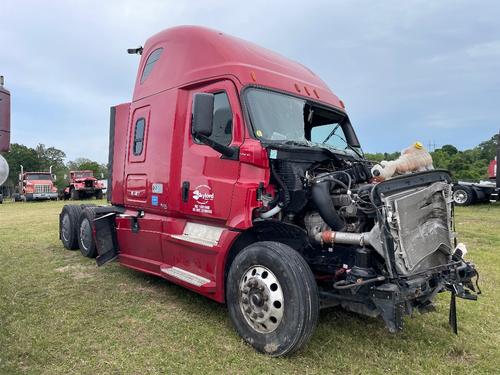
[{"left": 314, "top": 170, "right": 479, "bottom": 333}]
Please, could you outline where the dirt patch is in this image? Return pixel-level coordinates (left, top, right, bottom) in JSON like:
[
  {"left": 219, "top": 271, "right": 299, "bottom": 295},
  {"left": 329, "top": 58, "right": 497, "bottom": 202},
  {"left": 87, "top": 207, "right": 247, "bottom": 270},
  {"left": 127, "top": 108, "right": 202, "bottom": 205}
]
[
  {"left": 447, "top": 346, "right": 479, "bottom": 364},
  {"left": 55, "top": 264, "right": 96, "bottom": 279}
]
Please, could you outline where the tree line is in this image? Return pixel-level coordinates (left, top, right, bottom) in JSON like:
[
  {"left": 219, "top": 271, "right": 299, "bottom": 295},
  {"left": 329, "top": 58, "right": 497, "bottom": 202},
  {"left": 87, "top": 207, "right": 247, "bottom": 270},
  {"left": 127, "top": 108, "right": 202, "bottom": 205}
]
[
  {"left": 364, "top": 134, "right": 498, "bottom": 181},
  {"left": 1, "top": 134, "right": 497, "bottom": 193},
  {"left": 1, "top": 143, "right": 108, "bottom": 190}
]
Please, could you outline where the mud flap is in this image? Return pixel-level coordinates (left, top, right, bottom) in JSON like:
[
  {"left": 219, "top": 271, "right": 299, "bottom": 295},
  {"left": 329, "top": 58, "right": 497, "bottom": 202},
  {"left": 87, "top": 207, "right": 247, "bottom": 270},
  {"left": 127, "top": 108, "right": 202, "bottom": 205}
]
[
  {"left": 447, "top": 282, "right": 478, "bottom": 335},
  {"left": 94, "top": 212, "right": 119, "bottom": 266},
  {"left": 449, "top": 292, "right": 458, "bottom": 334}
]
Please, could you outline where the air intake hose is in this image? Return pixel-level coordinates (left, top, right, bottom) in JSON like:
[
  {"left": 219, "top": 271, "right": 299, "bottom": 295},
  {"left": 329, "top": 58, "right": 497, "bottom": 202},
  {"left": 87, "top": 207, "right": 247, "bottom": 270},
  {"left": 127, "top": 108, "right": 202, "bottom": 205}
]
[{"left": 311, "top": 180, "right": 345, "bottom": 231}]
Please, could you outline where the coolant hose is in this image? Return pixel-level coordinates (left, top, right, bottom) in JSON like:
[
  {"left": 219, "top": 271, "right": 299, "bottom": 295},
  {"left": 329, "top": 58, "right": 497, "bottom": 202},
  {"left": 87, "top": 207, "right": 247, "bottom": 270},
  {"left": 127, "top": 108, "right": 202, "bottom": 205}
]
[
  {"left": 311, "top": 181, "right": 345, "bottom": 231},
  {"left": 271, "top": 167, "right": 290, "bottom": 207},
  {"left": 260, "top": 203, "right": 283, "bottom": 219}
]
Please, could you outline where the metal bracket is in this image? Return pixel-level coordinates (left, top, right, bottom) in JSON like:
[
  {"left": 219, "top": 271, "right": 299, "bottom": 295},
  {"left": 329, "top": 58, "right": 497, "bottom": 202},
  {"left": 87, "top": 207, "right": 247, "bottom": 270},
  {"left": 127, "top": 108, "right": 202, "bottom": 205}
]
[{"left": 131, "top": 210, "right": 144, "bottom": 233}]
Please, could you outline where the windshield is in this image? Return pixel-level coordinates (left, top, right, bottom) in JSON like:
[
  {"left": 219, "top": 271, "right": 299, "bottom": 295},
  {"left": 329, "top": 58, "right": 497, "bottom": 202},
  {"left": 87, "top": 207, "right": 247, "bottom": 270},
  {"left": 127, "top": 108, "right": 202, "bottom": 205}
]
[
  {"left": 245, "top": 88, "right": 363, "bottom": 157},
  {"left": 73, "top": 171, "right": 93, "bottom": 179},
  {"left": 26, "top": 174, "right": 51, "bottom": 181}
]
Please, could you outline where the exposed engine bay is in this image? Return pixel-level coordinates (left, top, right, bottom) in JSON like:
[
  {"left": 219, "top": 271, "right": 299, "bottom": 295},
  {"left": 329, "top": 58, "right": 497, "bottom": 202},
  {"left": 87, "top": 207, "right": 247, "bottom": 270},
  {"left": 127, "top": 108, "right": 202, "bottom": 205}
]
[{"left": 256, "top": 144, "right": 479, "bottom": 333}]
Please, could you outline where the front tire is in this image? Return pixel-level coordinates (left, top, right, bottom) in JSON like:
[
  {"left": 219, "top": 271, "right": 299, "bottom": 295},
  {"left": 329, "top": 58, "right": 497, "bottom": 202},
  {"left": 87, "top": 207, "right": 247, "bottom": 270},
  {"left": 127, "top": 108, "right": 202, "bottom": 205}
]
[
  {"left": 95, "top": 190, "right": 103, "bottom": 200},
  {"left": 70, "top": 189, "right": 79, "bottom": 200},
  {"left": 453, "top": 185, "right": 475, "bottom": 206},
  {"left": 226, "top": 241, "right": 319, "bottom": 356}
]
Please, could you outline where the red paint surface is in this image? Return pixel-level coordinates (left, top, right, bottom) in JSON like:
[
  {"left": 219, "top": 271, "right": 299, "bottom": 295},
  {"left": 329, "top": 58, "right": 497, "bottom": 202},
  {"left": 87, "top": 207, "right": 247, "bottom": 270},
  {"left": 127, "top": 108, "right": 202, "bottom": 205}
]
[{"left": 488, "top": 159, "right": 496, "bottom": 179}]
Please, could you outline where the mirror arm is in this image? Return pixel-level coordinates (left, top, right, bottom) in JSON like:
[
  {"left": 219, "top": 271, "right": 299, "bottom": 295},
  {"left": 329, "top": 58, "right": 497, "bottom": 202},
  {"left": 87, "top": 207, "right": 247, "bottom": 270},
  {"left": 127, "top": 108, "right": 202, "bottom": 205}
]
[{"left": 195, "top": 133, "right": 239, "bottom": 160}]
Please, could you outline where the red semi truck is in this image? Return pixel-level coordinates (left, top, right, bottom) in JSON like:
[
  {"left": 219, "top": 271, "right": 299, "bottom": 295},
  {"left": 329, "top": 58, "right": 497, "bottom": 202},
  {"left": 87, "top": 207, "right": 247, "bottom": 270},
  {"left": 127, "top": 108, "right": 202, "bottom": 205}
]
[
  {"left": 59, "top": 26, "right": 479, "bottom": 356},
  {"left": 61, "top": 170, "right": 104, "bottom": 200}
]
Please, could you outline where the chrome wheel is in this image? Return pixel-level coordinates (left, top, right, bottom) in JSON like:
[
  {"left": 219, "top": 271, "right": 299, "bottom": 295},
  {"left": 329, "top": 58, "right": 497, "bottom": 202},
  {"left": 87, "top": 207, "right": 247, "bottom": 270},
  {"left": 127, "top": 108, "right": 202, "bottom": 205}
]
[
  {"left": 79, "top": 218, "right": 92, "bottom": 252},
  {"left": 61, "top": 214, "right": 71, "bottom": 242},
  {"left": 453, "top": 189, "right": 468, "bottom": 205},
  {"left": 239, "top": 265, "right": 284, "bottom": 333}
]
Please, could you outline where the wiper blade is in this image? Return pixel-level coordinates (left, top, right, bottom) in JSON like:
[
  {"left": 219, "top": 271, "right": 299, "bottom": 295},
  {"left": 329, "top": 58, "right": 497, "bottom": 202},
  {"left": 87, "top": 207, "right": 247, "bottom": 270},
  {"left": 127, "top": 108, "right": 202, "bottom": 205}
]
[{"left": 322, "top": 124, "right": 340, "bottom": 144}]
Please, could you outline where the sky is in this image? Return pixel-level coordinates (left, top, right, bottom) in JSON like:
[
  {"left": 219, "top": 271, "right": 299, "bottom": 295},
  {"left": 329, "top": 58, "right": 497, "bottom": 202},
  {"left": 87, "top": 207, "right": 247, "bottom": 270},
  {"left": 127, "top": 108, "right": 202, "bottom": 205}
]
[{"left": 1, "top": 0, "right": 499, "bottom": 163}]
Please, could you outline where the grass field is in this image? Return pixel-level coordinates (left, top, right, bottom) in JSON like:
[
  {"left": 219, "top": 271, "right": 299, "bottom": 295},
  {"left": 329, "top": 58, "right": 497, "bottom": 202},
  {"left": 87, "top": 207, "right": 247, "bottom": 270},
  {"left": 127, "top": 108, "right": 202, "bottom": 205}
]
[{"left": 0, "top": 200, "right": 499, "bottom": 374}]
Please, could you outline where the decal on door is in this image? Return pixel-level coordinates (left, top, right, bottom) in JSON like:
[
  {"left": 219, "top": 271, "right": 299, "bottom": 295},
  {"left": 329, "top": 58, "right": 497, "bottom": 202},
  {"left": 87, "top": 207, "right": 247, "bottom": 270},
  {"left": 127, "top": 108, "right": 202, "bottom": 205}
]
[
  {"left": 152, "top": 183, "right": 163, "bottom": 193},
  {"left": 192, "top": 184, "right": 214, "bottom": 214},
  {"left": 151, "top": 195, "right": 159, "bottom": 206}
]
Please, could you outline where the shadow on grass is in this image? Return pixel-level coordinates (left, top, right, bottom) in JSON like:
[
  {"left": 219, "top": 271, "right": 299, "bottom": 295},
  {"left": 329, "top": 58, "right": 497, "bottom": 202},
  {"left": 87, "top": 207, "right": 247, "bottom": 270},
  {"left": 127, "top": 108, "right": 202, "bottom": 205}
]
[{"left": 103, "top": 262, "right": 460, "bottom": 359}]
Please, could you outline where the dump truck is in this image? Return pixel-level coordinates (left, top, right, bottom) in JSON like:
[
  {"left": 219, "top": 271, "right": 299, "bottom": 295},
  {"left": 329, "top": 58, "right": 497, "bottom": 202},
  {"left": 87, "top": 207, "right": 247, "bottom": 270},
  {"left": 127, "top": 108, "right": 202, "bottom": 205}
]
[
  {"left": 58, "top": 26, "right": 479, "bottom": 356},
  {"left": 61, "top": 170, "right": 104, "bottom": 200},
  {"left": 14, "top": 165, "right": 58, "bottom": 201}
]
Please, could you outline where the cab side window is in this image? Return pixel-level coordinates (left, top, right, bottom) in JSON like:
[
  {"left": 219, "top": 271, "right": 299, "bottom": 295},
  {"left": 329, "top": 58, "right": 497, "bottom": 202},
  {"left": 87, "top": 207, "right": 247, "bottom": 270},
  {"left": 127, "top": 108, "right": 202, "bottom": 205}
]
[
  {"left": 133, "top": 118, "right": 145, "bottom": 155},
  {"left": 211, "top": 92, "right": 233, "bottom": 146},
  {"left": 140, "top": 48, "right": 163, "bottom": 84},
  {"left": 193, "top": 92, "right": 233, "bottom": 146}
]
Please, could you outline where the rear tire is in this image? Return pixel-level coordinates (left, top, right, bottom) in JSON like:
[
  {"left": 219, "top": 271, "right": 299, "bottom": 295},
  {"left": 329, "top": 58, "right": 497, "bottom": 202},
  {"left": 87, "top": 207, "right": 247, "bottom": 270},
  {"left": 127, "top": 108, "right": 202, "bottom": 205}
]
[
  {"left": 70, "top": 189, "right": 79, "bottom": 200},
  {"left": 453, "top": 185, "right": 475, "bottom": 206},
  {"left": 60, "top": 205, "right": 82, "bottom": 250},
  {"left": 78, "top": 207, "right": 97, "bottom": 258},
  {"left": 95, "top": 190, "right": 103, "bottom": 200},
  {"left": 226, "top": 241, "right": 319, "bottom": 356}
]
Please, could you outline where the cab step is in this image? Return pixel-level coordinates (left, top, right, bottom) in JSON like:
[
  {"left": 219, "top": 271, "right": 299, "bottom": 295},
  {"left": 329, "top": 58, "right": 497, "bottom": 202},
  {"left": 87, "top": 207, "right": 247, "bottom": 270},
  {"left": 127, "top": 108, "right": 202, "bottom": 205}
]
[{"left": 160, "top": 265, "right": 215, "bottom": 292}]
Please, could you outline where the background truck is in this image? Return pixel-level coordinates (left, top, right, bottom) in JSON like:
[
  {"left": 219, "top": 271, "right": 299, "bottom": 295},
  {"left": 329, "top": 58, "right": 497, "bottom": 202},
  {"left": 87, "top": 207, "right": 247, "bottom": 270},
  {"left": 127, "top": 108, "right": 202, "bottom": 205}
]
[
  {"left": 58, "top": 26, "right": 479, "bottom": 356},
  {"left": 61, "top": 170, "right": 104, "bottom": 200},
  {"left": 0, "top": 75, "right": 11, "bottom": 202},
  {"left": 452, "top": 140, "right": 499, "bottom": 205},
  {"left": 14, "top": 165, "right": 58, "bottom": 201}
]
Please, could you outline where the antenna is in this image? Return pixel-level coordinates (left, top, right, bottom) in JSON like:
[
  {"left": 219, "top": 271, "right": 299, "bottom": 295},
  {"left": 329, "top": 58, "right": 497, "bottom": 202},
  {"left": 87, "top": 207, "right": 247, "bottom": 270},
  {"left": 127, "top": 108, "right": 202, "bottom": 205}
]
[{"left": 0, "top": 76, "right": 4, "bottom": 87}]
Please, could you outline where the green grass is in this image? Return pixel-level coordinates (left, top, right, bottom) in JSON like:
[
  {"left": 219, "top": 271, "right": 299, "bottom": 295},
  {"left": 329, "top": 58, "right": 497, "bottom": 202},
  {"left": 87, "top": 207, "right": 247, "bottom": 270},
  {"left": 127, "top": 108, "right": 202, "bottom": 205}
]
[{"left": 0, "top": 200, "right": 499, "bottom": 374}]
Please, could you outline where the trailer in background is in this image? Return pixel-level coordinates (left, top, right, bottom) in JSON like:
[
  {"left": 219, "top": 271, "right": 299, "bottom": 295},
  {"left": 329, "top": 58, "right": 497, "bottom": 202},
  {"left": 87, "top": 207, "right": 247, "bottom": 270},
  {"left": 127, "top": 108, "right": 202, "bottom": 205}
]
[
  {"left": 452, "top": 179, "right": 498, "bottom": 205},
  {"left": 452, "top": 131, "right": 499, "bottom": 206}
]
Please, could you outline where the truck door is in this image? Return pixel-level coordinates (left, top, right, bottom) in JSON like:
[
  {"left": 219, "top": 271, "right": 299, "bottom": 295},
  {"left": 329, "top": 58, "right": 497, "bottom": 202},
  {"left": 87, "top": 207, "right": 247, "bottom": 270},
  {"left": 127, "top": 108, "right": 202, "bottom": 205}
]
[{"left": 178, "top": 80, "right": 241, "bottom": 222}]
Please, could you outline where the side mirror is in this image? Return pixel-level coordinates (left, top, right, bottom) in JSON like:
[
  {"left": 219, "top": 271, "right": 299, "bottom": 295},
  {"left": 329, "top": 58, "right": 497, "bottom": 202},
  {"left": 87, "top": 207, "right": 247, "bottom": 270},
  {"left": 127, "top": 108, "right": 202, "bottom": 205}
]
[
  {"left": 64, "top": 174, "right": 67, "bottom": 180},
  {"left": 53, "top": 174, "right": 57, "bottom": 181},
  {"left": 192, "top": 93, "right": 214, "bottom": 137}
]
